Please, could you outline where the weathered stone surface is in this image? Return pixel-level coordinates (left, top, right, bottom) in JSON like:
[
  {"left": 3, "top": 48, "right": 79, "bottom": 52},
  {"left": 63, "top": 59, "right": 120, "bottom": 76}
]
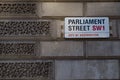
[
  {"left": 49, "top": 20, "right": 63, "bottom": 39},
  {"left": 117, "top": 20, "right": 120, "bottom": 38},
  {"left": 0, "top": 20, "right": 50, "bottom": 36},
  {"left": 109, "top": 20, "right": 117, "bottom": 37},
  {"left": 0, "top": 20, "right": 61, "bottom": 40},
  {"left": 0, "top": 2, "right": 43, "bottom": 18},
  {"left": 86, "top": 2, "right": 120, "bottom": 16},
  {"left": 86, "top": 41, "right": 120, "bottom": 56},
  {"left": 42, "top": 3, "right": 83, "bottom": 16},
  {"left": 0, "top": 60, "right": 54, "bottom": 80},
  {"left": 54, "top": 20, "right": 64, "bottom": 38},
  {"left": 0, "top": 2, "right": 39, "bottom": 18},
  {"left": 0, "top": 20, "right": 55, "bottom": 40},
  {"left": 55, "top": 60, "right": 119, "bottom": 80},
  {"left": 0, "top": 41, "right": 35, "bottom": 55},
  {"left": 40, "top": 41, "right": 83, "bottom": 56}
]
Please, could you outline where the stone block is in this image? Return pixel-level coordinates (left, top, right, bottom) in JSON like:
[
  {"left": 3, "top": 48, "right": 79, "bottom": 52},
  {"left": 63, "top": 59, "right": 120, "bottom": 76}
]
[
  {"left": 0, "top": 41, "right": 41, "bottom": 59},
  {"left": 40, "top": 41, "right": 83, "bottom": 56},
  {"left": 86, "top": 41, "right": 120, "bottom": 56},
  {"left": 55, "top": 61, "right": 72, "bottom": 80},
  {"left": 42, "top": 3, "right": 83, "bottom": 16},
  {"left": 55, "top": 60, "right": 119, "bottom": 80},
  {"left": 117, "top": 20, "right": 120, "bottom": 38},
  {"left": 0, "top": 2, "right": 44, "bottom": 18},
  {"left": 0, "top": 2, "right": 41, "bottom": 18},
  {"left": 112, "top": 42, "right": 120, "bottom": 55},
  {"left": 86, "top": 2, "right": 120, "bottom": 16},
  {"left": 0, "top": 60, "right": 54, "bottom": 80},
  {"left": 84, "top": 60, "right": 119, "bottom": 79},
  {"left": 109, "top": 20, "right": 117, "bottom": 37},
  {"left": 51, "top": 20, "right": 64, "bottom": 39},
  {"left": 0, "top": 41, "right": 36, "bottom": 56},
  {"left": 0, "top": 20, "right": 58, "bottom": 40}
]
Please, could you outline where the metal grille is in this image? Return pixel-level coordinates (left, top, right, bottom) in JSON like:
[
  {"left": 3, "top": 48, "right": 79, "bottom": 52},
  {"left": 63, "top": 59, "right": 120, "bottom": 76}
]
[
  {"left": 0, "top": 20, "right": 51, "bottom": 36},
  {"left": 0, "top": 61, "right": 53, "bottom": 80},
  {"left": 0, "top": 2, "right": 36, "bottom": 15},
  {"left": 0, "top": 42, "right": 35, "bottom": 55}
]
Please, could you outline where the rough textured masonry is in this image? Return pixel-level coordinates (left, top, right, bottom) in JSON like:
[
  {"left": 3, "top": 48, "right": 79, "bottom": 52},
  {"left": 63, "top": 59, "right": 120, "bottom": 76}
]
[
  {"left": 0, "top": 20, "right": 51, "bottom": 36},
  {"left": 0, "top": 2, "right": 39, "bottom": 18},
  {"left": 0, "top": 60, "right": 54, "bottom": 80},
  {"left": 0, "top": 42, "right": 35, "bottom": 55},
  {"left": 0, "top": 3, "right": 36, "bottom": 14}
]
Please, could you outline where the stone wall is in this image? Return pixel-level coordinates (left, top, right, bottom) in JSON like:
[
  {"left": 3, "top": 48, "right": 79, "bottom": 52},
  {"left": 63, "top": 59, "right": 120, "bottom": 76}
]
[{"left": 0, "top": 0, "right": 120, "bottom": 80}]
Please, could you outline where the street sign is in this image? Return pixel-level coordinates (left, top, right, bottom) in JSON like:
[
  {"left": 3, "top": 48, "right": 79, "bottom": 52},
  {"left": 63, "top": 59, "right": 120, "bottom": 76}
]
[{"left": 65, "top": 17, "right": 109, "bottom": 38}]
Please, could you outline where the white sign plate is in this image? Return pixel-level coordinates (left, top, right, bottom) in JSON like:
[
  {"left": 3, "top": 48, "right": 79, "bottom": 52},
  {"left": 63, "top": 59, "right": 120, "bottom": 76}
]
[{"left": 65, "top": 17, "right": 109, "bottom": 38}]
